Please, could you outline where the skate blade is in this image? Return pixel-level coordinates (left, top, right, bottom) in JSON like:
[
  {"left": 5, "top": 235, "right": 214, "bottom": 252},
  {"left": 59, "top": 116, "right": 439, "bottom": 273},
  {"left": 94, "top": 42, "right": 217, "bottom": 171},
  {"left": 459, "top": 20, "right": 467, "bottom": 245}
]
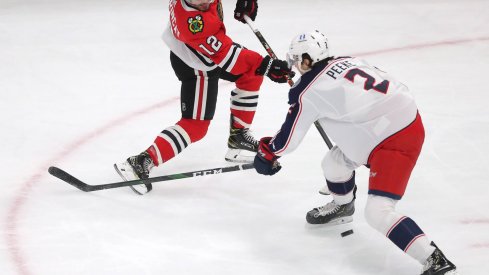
[
  {"left": 113, "top": 163, "right": 151, "bottom": 195},
  {"left": 225, "top": 148, "right": 254, "bottom": 163},
  {"left": 328, "top": 216, "right": 353, "bottom": 225},
  {"left": 308, "top": 216, "right": 354, "bottom": 226},
  {"left": 114, "top": 162, "right": 137, "bottom": 181},
  {"left": 318, "top": 187, "right": 331, "bottom": 195}
]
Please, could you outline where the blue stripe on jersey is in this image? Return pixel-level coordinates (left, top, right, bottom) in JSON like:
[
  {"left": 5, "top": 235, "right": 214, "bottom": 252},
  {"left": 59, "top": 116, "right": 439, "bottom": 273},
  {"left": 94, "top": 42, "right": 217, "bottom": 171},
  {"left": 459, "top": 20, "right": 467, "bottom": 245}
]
[
  {"left": 387, "top": 217, "right": 425, "bottom": 252},
  {"left": 269, "top": 98, "right": 301, "bottom": 153},
  {"left": 326, "top": 172, "right": 355, "bottom": 195},
  {"left": 269, "top": 61, "right": 330, "bottom": 153}
]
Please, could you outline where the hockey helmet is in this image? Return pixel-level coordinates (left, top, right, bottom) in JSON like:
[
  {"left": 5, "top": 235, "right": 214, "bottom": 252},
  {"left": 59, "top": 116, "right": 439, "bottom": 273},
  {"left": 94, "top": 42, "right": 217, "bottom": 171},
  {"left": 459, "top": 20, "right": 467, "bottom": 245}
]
[{"left": 286, "top": 30, "right": 330, "bottom": 68}]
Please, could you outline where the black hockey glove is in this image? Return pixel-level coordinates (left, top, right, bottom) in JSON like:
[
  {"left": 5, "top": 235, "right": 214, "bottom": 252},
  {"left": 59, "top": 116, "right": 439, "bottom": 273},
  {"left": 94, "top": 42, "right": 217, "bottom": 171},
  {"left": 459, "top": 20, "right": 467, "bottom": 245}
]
[
  {"left": 234, "top": 0, "right": 258, "bottom": 23},
  {"left": 256, "top": 56, "right": 295, "bottom": 84},
  {"left": 254, "top": 137, "right": 282, "bottom": 176}
]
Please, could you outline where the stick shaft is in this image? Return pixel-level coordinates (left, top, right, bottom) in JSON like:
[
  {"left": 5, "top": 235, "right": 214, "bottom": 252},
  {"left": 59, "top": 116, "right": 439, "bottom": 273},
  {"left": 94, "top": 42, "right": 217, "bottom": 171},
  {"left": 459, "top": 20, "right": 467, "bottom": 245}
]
[
  {"left": 49, "top": 163, "right": 254, "bottom": 192},
  {"left": 244, "top": 15, "right": 333, "bottom": 149}
]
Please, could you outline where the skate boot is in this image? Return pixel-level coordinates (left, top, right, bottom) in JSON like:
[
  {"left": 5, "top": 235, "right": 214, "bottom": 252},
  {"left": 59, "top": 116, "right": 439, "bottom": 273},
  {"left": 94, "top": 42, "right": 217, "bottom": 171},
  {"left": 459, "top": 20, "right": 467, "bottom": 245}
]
[
  {"left": 307, "top": 185, "right": 357, "bottom": 225},
  {"left": 306, "top": 199, "right": 355, "bottom": 225},
  {"left": 114, "top": 151, "right": 155, "bottom": 195},
  {"left": 225, "top": 127, "right": 259, "bottom": 163},
  {"left": 421, "top": 242, "right": 458, "bottom": 275}
]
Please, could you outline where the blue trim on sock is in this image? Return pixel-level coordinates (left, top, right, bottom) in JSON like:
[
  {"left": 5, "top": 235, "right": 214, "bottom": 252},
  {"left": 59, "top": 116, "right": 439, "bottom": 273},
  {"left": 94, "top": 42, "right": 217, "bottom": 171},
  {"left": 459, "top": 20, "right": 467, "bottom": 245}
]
[
  {"left": 387, "top": 217, "right": 424, "bottom": 251},
  {"left": 326, "top": 172, "right": 355, "bottom": 195},
  {"left": 368, "top": 189, "right": 402, "bottom": 200}
]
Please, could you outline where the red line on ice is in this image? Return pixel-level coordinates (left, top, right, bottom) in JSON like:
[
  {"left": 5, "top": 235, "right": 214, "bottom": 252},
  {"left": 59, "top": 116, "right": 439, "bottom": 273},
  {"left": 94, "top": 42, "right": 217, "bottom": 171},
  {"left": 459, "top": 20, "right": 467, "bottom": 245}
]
[
  {"left": 5, "top": 36, "right": 489, "bottom": 275},
  {"left": 4, "top": 98, "right": 179, "bottom": 275},
  {"left": 460, "top": 218, "right": 489, "bottom": 224},
  {"left": 353, "top": 36, "right": 489, "bottom": 57},
  {"left": 471, "top": 243, "right": 489, "bottom": 249}
]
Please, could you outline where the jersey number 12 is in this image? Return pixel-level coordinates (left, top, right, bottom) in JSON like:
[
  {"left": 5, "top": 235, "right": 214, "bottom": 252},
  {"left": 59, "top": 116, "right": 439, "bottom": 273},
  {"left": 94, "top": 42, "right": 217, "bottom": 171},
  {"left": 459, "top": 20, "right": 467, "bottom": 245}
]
[{"left": 199, "top": 35, "right": 222, "bottom": 56}]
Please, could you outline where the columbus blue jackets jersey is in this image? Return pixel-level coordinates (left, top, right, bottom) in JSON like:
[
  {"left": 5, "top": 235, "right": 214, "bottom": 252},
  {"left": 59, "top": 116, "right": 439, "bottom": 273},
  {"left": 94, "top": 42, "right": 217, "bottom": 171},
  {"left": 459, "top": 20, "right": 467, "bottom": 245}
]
[{"left": 269, "top": 57, "right": 418, "bottom": 164}]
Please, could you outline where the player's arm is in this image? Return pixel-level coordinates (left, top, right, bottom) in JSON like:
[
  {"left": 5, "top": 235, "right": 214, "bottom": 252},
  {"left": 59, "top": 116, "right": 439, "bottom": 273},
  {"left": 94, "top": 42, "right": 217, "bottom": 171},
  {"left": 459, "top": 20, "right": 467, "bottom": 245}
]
[
  {"left": 185, "top": 31, "right": 290, "bottom": 82},
  {"left": 173, "top": 2, "right": 290, "bottom": 82},
  {"left": 254, "top": 87, "right": 319, "bottom": 175},
  {"left": 269, "top": 94, "right": 319, "bottom": 156},
  {"left": 189, "top": 34, "right": 261, "bottom": 75}
]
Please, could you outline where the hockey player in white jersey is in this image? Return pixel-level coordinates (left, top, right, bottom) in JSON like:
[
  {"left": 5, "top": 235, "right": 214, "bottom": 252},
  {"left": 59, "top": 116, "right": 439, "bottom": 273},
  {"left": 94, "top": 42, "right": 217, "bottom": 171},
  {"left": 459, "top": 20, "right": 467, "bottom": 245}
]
[{"left": 253, "top": 30, "right": 458, "bottom": 275}]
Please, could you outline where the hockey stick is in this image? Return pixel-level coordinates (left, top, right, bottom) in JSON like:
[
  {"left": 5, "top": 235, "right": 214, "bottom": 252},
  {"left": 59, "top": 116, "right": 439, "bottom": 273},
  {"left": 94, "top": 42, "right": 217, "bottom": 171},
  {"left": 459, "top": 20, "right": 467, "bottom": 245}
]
[
  {"left": 243, "top": 15, "right": 334, "bottom": 149},
  {"left": 48, "top": 163, "right": 254, "bottom": 192}
]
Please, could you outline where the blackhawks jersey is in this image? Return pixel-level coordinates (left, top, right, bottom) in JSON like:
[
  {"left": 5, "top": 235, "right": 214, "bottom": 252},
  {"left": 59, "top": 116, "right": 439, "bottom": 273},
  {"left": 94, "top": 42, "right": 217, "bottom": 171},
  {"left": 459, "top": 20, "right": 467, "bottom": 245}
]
[
  {"left": 162, "top": 0, "right": 263, "bottom": 74},
  {"left": 269, "top": 57, "right": 418, "bottom": 165}
]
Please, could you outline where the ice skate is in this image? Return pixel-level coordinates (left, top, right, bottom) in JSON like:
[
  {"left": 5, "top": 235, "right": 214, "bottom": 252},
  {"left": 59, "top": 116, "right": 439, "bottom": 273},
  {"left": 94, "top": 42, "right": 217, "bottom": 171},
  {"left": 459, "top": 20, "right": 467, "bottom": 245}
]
[
  {"left": 306, "top": 198, "right": 355, "bottom": 225},
  {"left": 421, "top": 242, "right": 458, "bottom": 275},
  {"left": 225, "top": 127, "right": 259, "bottom": 163},
  {"left": 114, "top": 151, "right": 155, "bottom": 195}
]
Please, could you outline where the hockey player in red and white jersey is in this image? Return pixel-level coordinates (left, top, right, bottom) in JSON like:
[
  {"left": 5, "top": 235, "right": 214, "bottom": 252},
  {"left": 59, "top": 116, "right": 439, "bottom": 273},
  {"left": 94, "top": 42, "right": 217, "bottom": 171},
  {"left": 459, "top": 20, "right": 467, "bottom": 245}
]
[
  {"left": 114, "top": 0, "right": 292, "bottom": 194},
  {"left": 253, "top": 30, "right": 458, "bottom": 275}
]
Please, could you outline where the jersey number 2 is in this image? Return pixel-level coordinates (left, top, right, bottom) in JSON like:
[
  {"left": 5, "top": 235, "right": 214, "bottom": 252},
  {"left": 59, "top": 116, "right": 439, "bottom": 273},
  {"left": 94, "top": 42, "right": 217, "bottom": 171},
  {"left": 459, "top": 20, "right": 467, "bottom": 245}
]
[
  {"left": 199, "top": 35, "right": 222, "bottom": 56},
  {"left": 344, "top": 68, "right": 390, "bottom": 94}
]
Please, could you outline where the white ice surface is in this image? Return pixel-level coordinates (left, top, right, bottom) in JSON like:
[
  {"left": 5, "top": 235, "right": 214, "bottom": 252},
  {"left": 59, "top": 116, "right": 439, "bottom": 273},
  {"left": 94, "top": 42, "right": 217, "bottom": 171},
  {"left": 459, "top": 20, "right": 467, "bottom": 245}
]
[{"left": 1, "top": 0, "right": 488, "bottom": 274}]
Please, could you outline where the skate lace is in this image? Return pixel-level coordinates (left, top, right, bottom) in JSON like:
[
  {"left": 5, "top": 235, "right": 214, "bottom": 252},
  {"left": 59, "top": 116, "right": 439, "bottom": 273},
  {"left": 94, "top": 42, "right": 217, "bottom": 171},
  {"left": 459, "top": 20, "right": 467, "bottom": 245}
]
[
  {"left": 242, "top": 129, "right": 258, "bottom": 145},
  {"left": 315, "top": 201, "right": 340, "bottom": 216},
  {"left": 143, "top": 158, "right": 154, "bottom": 172},
  {"left": 130, "top": 154, "right": 154, "bottom": 177}
]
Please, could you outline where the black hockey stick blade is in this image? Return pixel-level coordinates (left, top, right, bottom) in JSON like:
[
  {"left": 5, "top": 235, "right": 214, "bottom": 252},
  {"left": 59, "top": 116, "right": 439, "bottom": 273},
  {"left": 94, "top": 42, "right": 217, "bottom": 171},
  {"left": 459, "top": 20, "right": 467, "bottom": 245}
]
[{"left": 48, "top": 163, "right": 255, "bottom": 192}]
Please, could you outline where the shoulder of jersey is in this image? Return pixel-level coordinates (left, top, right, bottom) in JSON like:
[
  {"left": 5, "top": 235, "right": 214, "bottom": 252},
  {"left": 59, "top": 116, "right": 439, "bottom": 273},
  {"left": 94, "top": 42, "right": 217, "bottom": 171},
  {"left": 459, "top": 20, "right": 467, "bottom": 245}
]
[
  {"left": 290, "top": 62, "right": 329, "bottom": 94},
  {"left": 289, "top": 56, "right": 356, "bottom": 97},
  {"left": 172, "top": 0, "right": 221, "bottom": 38}
]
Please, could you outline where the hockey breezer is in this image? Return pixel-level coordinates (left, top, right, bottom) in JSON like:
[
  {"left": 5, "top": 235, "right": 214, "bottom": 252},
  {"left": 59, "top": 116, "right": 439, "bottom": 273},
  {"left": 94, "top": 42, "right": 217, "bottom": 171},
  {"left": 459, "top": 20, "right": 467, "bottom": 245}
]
[{"left": 48, "top": 163, "right": 253, "bottom": 193}]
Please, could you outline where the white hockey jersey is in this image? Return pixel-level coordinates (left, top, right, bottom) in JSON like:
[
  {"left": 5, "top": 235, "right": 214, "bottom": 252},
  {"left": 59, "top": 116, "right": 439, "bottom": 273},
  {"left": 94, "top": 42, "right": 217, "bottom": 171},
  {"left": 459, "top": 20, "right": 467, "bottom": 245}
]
[{"left": 269, "top": 57, "right": 418, "bottom": 165}]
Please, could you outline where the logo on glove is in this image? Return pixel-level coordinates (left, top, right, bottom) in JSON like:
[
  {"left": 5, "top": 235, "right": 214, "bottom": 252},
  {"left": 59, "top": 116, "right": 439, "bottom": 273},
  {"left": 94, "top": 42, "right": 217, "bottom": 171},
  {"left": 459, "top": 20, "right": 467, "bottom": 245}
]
[{"left": 188, "top": 15, "right": 204, "bottom": 34}]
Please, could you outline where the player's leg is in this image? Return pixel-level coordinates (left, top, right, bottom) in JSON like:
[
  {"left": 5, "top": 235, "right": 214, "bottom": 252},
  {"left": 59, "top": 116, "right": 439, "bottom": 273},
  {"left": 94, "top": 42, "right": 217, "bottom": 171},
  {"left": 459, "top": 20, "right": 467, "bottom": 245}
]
[
  {"left": 114, "top": 52, "right": 219, "bottom": 193},
  {"left": 146, "top": 52, "right": 220, "bottom": 164},
  {"left": 364, "top": 195, "right": 457, "bottom": 275},
  {"left": 222, "top": 69, "right": 264, "bottom": 163},
  {"left": 365, "top": 195, "right": 435, "bottom": 263},
  {"left": 306, "top": 146, "right": 360, "bottom": 225},
  {"left": 366, "top": 114, "right": 457, "bottom": 274},
  {"left": 145, "top": 53, "right": 220, "bottom": 167}
]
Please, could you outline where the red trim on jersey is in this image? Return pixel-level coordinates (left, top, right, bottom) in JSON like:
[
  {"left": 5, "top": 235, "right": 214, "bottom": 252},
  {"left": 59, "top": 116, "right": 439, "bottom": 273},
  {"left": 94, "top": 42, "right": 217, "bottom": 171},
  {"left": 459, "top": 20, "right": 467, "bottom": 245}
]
[{"left": 196, "top": 70, "right": 205, "bottom": 119}]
